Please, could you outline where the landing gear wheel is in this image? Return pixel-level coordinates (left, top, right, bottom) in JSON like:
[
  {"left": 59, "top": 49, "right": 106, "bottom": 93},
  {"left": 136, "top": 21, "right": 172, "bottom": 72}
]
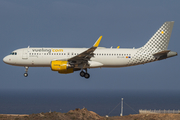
[
  {"left": 80, "top": 71, "right": 85, "bottom": 77},
  {"left": 84, "top": 73, "right": 90, "bottom": 79},
  {"left": 24, "top": 73, "right": 28, "bottom": 77},
  {"left": 24, "top": 66, "right": 29, "bottom": 77}
]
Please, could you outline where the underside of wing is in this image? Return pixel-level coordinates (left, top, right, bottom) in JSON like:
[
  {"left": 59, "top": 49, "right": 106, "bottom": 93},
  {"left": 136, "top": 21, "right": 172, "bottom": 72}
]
[
  {"left": 68, "top": 36, "right": 102, "bottom": 66},
  {"left": 68, "top": 47, "right": 96, "bottom": 62}
]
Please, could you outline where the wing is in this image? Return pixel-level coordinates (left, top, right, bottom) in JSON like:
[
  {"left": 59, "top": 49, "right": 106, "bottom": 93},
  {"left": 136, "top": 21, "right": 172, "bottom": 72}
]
[{"left": 68, "top": 36, "right": 102, "bottom": 65}]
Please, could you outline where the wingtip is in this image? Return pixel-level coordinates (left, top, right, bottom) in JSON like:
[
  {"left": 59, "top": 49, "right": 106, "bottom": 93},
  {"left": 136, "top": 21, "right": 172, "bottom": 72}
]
[{"left": 93, "top": 36, "right": 102, "bottom": 47}]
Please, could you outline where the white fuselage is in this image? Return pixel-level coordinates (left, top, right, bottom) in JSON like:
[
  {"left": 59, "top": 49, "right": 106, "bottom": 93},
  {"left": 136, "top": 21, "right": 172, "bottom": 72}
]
[
  {"left": 3, "top": 47, "right": 139, "bottom": 68},
  {"left": 2, "top": 22, "right": 177, "bottom": 78}
]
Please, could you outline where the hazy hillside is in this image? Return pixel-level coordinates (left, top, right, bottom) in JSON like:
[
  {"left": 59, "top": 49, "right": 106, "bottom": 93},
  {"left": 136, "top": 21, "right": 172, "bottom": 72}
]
[{"left": 1, "top": 108, "right": 180, "bottom": 120}]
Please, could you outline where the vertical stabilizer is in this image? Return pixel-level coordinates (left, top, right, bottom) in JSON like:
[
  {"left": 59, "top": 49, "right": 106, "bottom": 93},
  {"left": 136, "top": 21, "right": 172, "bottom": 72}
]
[
  {"left": 142, "top": 21, "right": 174, "bottom": 52},
  {"left": 128, "top": 21, "right": 175, "bottom": 66}
]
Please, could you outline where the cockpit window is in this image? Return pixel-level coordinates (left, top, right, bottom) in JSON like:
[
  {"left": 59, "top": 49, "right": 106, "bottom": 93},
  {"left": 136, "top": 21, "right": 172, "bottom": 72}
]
[{"left": 10, "top": 52, "right": 17, "bottom": 55}]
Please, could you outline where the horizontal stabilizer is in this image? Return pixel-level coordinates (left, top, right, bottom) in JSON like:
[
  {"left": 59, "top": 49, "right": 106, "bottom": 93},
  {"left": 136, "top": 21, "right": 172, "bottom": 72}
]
[
  {"left": 153, "top": 50, "right": 177, "bottom": 60},
  {"left": 153, "top": 50, "right": 171, "bottom": 56}
]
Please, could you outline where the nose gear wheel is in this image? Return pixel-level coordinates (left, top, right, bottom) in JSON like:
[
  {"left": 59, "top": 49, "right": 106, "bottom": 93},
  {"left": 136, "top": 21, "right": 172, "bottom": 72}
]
[{"left": 24, "top": 66, "right": 29, "bottom": 77}]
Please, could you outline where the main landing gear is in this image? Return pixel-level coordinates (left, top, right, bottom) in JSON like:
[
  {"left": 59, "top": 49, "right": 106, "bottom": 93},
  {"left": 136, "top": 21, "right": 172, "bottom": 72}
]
[
  {"left": 80, "top": 69, "right": 90, "bottom": 79},
  {"left": 24, "top": 66, "right": 29, "bottom": 77}
]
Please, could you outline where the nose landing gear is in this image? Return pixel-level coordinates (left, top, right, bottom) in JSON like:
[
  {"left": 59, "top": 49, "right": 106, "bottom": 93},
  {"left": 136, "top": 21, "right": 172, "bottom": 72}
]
[
  {"left": 80, "top": 69, "right": 90, "bottom": 79},
  {"left": 24, "top": 66, "right": 29, "bottom": 77}
]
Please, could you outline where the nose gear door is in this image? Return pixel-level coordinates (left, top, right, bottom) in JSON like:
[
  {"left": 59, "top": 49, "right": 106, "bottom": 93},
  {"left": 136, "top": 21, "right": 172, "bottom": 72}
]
[{"left": 22, "top": 49, "right": 28, "bottom": 59}]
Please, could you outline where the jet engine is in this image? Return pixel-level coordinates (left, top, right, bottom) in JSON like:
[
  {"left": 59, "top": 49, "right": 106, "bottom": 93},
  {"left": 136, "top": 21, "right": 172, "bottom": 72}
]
[{"left": 51, "top": 61, "right": 74, "bottom": 74}]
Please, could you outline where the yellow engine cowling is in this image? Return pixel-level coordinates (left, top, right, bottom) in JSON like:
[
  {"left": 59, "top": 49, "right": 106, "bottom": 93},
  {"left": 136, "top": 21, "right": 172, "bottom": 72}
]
[{"left": 51, "top": 61, "right": 74, "bottom": 74}]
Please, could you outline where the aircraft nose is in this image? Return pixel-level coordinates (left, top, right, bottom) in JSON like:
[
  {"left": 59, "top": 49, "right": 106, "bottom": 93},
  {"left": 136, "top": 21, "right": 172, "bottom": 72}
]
[
  {"left": 3, "top": 56, "right": 12, "bottom": 64},
  {"left": 3, "top": 56, "right": 8, "bottom": 63}
]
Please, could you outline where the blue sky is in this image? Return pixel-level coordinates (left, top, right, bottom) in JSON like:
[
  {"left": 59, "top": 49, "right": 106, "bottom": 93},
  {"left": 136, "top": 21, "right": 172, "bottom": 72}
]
[{"left": 0, "top": 0, "right": 180, "bottom": 91}]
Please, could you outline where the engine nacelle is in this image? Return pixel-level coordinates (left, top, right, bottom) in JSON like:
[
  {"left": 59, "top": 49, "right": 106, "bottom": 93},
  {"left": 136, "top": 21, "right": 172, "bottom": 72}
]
[{"left": 51, "top": 61, "right": 74, "bottom": 74}]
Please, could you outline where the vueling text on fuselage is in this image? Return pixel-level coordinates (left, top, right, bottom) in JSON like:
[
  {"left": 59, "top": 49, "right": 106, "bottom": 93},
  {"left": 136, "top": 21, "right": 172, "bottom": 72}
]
[{"left": 32, "top": 48, "right": 63, "bottom": 53}]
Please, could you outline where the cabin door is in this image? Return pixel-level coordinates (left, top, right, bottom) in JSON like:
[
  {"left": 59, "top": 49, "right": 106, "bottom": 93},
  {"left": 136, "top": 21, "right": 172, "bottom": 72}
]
[{"left": 22, "top": 50, "right": 28, "bottom": 59}]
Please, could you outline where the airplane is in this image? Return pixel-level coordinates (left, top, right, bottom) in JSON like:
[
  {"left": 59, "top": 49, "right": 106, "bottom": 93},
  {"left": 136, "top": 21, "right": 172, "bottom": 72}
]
[{"left": 3, "top": 21, "right": 177, "bottom": 79}]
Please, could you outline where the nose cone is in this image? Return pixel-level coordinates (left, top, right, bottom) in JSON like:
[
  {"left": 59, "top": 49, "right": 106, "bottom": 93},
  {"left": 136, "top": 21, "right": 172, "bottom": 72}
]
[
  {"left": 3, "top": 56, "right": 14, "bottom": 65},
  {"left": 3, "top": 56, "right": 8, "bottom": 63}
]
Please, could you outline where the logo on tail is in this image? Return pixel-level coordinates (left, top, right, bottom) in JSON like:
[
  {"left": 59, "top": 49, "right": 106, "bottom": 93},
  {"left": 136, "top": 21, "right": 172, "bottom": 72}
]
[
  {"left": 128, "top": 21, "right": 177, "bottom": 66},
  {"left": 142, "top": 21, "right": 174, "bottom": 52}
]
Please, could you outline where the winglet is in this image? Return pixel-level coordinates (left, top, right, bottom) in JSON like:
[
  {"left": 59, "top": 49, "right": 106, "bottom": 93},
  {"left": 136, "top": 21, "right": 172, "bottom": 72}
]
[{"left": 93, "top": 36, "right": 102, "bottom": 47}]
